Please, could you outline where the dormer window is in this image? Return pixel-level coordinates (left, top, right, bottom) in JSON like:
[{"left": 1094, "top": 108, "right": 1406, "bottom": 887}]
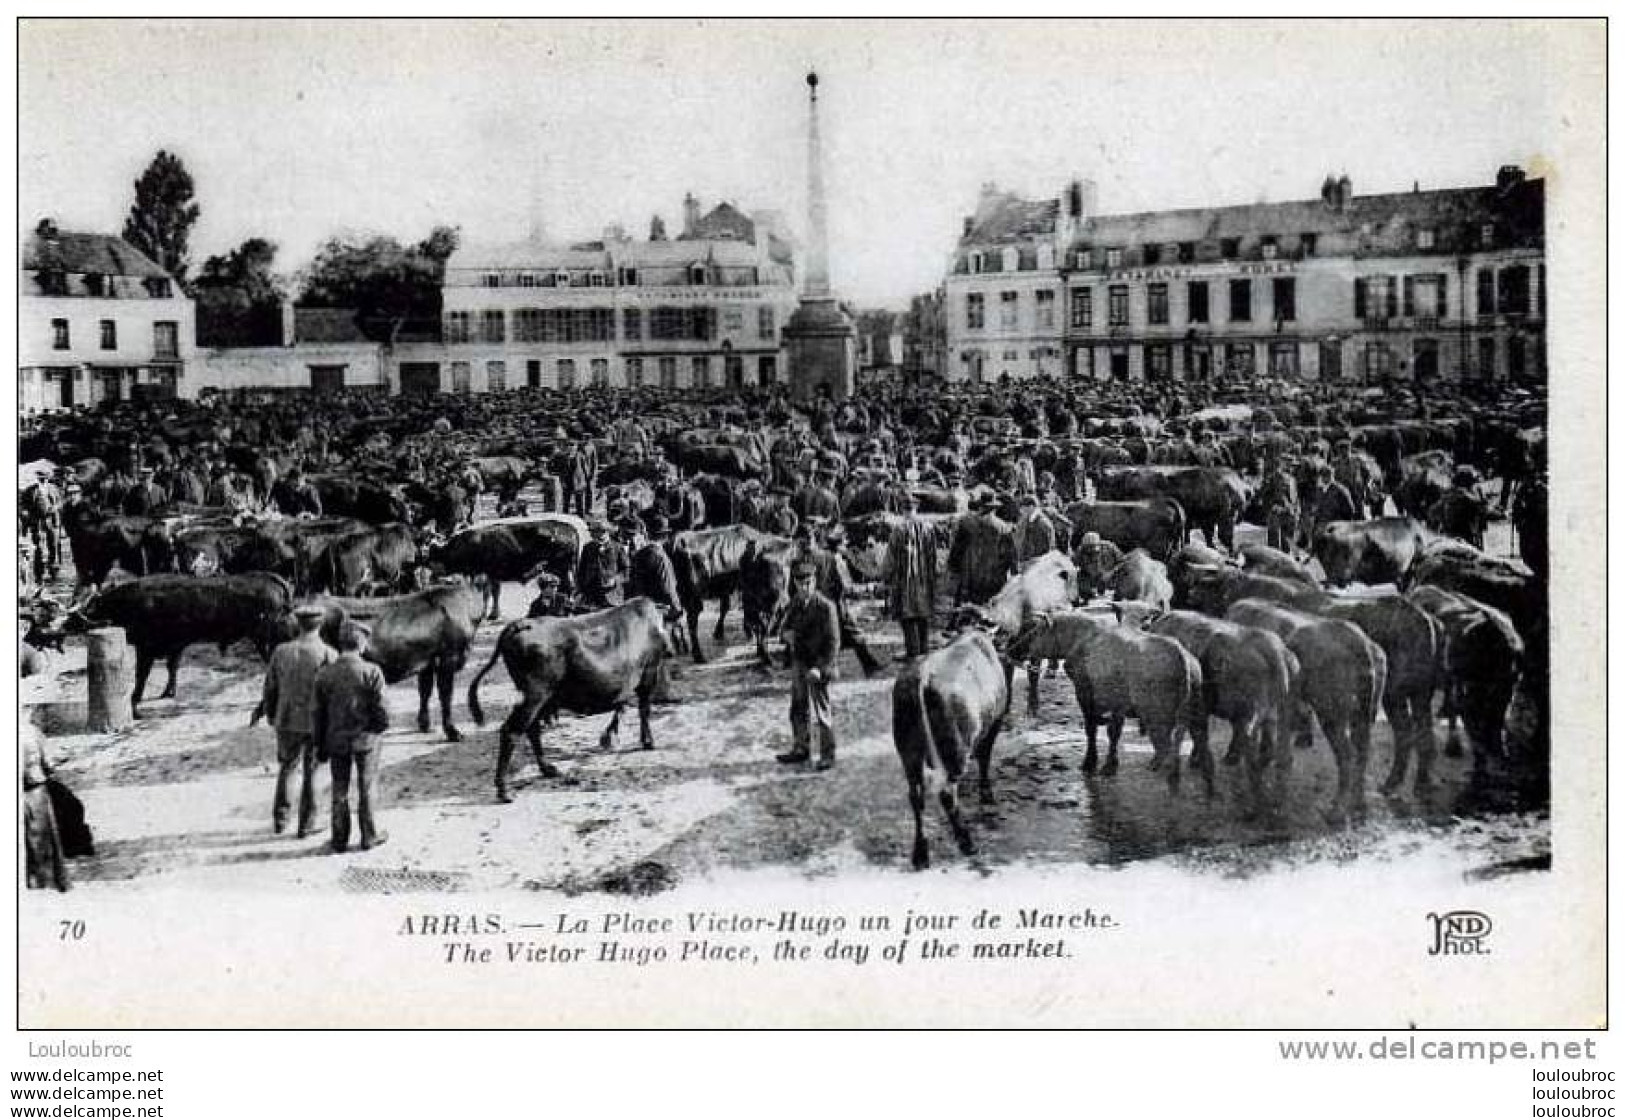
[
  {"left": 1143, "top": 244, "right": 1161, "bottom": 266},
  {"left": 142, "top": 277, "right": 172, "bottom": 299},
  {"left": 1220, "top": 238, "right": 1241, "bottom": 259},
  {"left": 1261, "top": 237, "right": 1278, "bottom": 260},
  {"left": 1036, "top": 246, "right": 1054, "bottom": 270},
  {"left": 84, "top": 273, "right": 105, "bottom": 297},
  {"left": 1105, "top": 248, "right": 1123, "bottom": 268},
  {"left": 482, "top": 272, "right": 501, "bottom": 288},
  {"left": 1479, "top": 223, "right": 1495, "bottom": 248},
  {"left": 688, "top": 263, "right": 706, "bottom": 285},
  {"left": 1417, "top": 227, "right": 1436, "bottom": 250},
  {"left": 1300, "top": 233, "right": 1318, "bottom": 257},
  {"left": 1002, "top": 247, "right": 1018, "bottom": 272}
]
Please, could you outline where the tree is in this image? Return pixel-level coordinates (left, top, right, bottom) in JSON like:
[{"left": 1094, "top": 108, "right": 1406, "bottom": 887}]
[
  {"left": 122, "top": 150, "right": 201, "bottom": 286},
  {"left": 297, "top": 225, "right": 460, "bottom": 341},
  {"left": 194, "top": 238, "right": 286, "bottom": 347}
]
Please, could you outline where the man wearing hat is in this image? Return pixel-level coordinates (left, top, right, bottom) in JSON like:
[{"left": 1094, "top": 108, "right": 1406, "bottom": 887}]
[
  {"left": 575, "top": 518, "right": 628, "bottom": 610},
  {"left": 884, "top": 490, "right": 938, "bottom": 659},
  {"left": 1426, "top": 467, "right": 1490, "bottom": 549},
  {"left": 121, "top": 465, "right": 168, "bottom": 517},
  {"left": 777, "top": 558, "right": 841, "bottom": 769},
  {"left": 947, "top": 491, "right": 1015, "bottom": 606},
  {"left": 526, "top": 571, "right": 574, "bottom": 619},
  {"left": 808, "top": 519, "right": 882, "bottom": 677},
  {"left": 1074, "top": 531, "right": 1126, "bottom": 599},
  {"left": 262, "top": 604, "right": 337, "bottom": 836},
  {"left": 313, "top": 621, "right": 390, "bottom": 852},
  {"left": 1012, "top": 491, "right": 1056, "bottom": 566},
  {"left": 627, "top": 514, "right": 681, "bottom": 622}
]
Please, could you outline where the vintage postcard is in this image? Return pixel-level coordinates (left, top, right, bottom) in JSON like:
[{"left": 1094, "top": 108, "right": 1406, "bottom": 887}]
[{"left": 13, "top": 18, "right": 1605, "bottom": 1029}]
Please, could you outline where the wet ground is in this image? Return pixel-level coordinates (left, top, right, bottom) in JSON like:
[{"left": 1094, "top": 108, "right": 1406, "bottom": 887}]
[{"left": 26, "top": 536, "right": 1549, "bottom": 896}]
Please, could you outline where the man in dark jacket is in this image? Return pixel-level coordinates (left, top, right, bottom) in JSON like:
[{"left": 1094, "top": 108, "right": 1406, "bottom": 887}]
[
  {"left": 313, "top": 622, "right": 390, "bottom": 852},
  {"left": 776, "top": 559, "right": 841, "bottom": 770},
  {"left": 575, "top": 519, "right": 628, "bottom": 609},
  {"left": 262, "top": 603, "right": 336, "bottom": 836},
  {"left": 627, "top": 515, "right": 682, "bottom": 621},
  {"left": 120, "top": 466, "right": 167, "bottom": 516}
]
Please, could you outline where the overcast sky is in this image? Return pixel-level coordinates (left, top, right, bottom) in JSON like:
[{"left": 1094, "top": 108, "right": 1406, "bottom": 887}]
[{"left": 19, "top": 19, "right": 1593, "bottom": 306}]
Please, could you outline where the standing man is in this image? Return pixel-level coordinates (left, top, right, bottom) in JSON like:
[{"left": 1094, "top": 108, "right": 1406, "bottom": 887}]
[
  {"left": 884, "top": 491, "right": 938, "bottom": 659},
  {"left": 575, "top": 519, "right": 628, "bottom": 610},
  {"left": 121, "top": 466, "right": 167, "bottom": 516},
  {"left": 776, "top": 559, "right": 841, "bottom": 770},
  {"left": 526, "top": 571, "right": 574, "bottom": 619},
  {"left": 567, "top": 436, "right": 598, "bottom": 518},
  {"left": 1011, "top": 492, "right": 1056, "bottom": 566},
  {"left": 261, "top": 603, "right": 335, "bottom": 837},
  {"left": 313, "top": 622, "right": 390, "bottom": 853}
]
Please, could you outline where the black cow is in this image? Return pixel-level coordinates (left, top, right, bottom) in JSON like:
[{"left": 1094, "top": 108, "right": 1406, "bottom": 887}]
[
  {"left": 1096, "top": 467, "right": 1250, "bottom": 551},
  {"left": 313, "top": 523, "right": 425, "bottom": 596},
  {"left": 70, "top": 573, "right": 293, "bottom": 713},
  {"left": 466, "top": 598, "right": 676, "bottom": 802},
  {"left": 310, "top": 475, "right": 413, "bottom": 525},
  {"left": 430, "top": 515, "right": 588, "bottom": 620},
  {"left": 669, "top": 524, "right": 779, "bottom": 662},
  {"left": 1064, "top": 497, "right": 1187, "bottom": 561}
]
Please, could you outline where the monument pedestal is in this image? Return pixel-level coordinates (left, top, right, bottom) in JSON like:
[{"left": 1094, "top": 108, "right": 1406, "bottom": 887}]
[{"left": 783, "top": 296, "right": 856, "bottom": 402}]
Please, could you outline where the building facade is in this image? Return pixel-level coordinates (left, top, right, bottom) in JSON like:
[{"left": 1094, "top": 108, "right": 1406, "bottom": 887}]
[
  {"left": 20, "top": 219, "right": 197, "bottom": 413},
  {"left": 945, "top": 168, "right": 1544, "bottom": 387},
  {"left": 434, "top": 197, "right": 799, "bottom": 396}
]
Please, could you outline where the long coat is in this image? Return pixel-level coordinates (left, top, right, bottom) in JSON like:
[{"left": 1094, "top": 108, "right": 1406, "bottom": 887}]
[
  {"left": 947, "top": 512, "right": 1015, "bottom": 603},
  {"left": 1011, "top": 511, "right": 1057, "bottom": 566},
  {"left": 884, "top": 516, "right": 937, "bottom": 621}
]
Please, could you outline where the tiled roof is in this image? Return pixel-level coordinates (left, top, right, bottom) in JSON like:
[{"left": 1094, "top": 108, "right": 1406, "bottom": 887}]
[
  {"left": 293, "top": 307, "right": 370, "bottom": 344},
  {"left": 961, "top": 192, "right": 1060, "bottom": 246},
  {"left": 22, "top": 229, "right": 171, "bottom": 279}
]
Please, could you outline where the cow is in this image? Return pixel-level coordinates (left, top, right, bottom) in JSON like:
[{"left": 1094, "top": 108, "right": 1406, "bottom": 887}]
[
  {"left": 1185, "top": 564, "right": 1440, "bottom": 795},
  {"left": 300, "top": 582, "right": 485, "bottom": 742},
  {"left": 1394, "top": 451, "right": 1455, "bottom": 520},
  {"left": 735, "top": 534, "right": 799, "bottom": 667},
  {"left": 1101, "top": 549, "right": 1173, "bottom": 611},
  {"left": 466, "top": 598, "right": 676, "bottom": 802},
  {"left": 1236, "top": 543, "right": 1321, "bottom": 588},
  {"left": 959, "top": 551, "right": 1080, "bottom": 713},
  {"left": 1223, "top": 599, "right": 1387, "bottom": 819},
  {"left": 68, "top": 573, "right": 293, "bottom": 714},
  {"left": 61, "top": 509, "right": 175, "bottom": 588},
  {"left": 1005, "top": 609, "right": 1205, "bottom": 792},
  {"left": 669, "top": 523, "right": 780, "bottom": 662},
  {"left": 1314, "top": 517, "right": 1432, "bottom": 587},
  {"left": 1095, "top": 466, "right": 1250, "bottom": 551},
  {"left": 310, "top": 475, "right": 414, "bottom": 525},
  {"left": 892, "top": 627, "right": 1010, "bottom": 870},
  {"left": 1064, "top": 497, "right": 1188, "bottom": 561},
  {"left": 1146, "top": 611, "right": 1299, "bottom": 812},
  {"left": 1406, "top": 585, "right": 1525, "bottom": 772},
  {"left": 312, "top": 523, "right": 425, "bottom": 596},
  {"left": 1407, "top": 542, "right": 1544, "bottom": 642},
  {"left": 430, "top": 514, "right": 589, "bottom": 621},
  {"left": 670, "top": 443, "right": 765, "bottom": 481}
]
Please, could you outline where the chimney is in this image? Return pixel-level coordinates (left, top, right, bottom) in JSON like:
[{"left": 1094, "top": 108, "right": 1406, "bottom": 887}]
[
  {"left": 36, "top": 217, "right": 58, "bottom": 239},
  {"left": 683, "top": 192, "right": 701, "bottom": 237},
  {"left": 649, "top": 214, "right": 668, "bottom": 242},
  {"left": 962, "top": 216, "right": 975, "bottom": 238},
  {"left": 602, "top": 224, "right": 627, "bottom": 243},
  {"left": 280, "top": 299, "right": 296, "bottom": 348},
  {"left": 1496, "top": 164, "right": 1526, "bottom": 192},
  {"left": 1337, "top": 175, "right": 1353, "bottom": 210}
]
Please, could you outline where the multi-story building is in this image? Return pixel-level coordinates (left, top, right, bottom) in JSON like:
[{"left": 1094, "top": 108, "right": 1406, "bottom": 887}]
[
  {"left": 19, "top": 218, "right": 197, "bottom": 413},
  {"left": 945, "top": 167, "right": 1544, "bottom": 386},
  {"left": 435, "top": 196, "right": 798, "bottom": 396}
]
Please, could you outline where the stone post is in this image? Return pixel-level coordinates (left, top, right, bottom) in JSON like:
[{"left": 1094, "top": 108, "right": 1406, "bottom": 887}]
[{"left": 86, "top": 628, "right": 134, "bottom": 733}]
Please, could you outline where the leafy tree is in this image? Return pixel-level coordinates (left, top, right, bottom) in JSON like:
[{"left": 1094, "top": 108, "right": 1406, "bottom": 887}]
[
  {"left": 122, "top": 150, "right": 201, "bottom": 286},
  {"left": 298, "top": 225, "right": 460, "bottom": 341},
  {"left": 194, "top": 238, "right": 286, "bottom": 347}
]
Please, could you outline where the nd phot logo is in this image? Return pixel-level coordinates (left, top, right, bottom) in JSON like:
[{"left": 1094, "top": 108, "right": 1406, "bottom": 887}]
[{"left": 1426, "top": 910, "right": 1492, "bottom": 956}]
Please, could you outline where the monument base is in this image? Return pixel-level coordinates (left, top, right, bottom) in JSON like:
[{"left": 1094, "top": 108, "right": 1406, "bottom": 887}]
[{"left": 783, "top": 296, "right": 857, "bottom": 402}]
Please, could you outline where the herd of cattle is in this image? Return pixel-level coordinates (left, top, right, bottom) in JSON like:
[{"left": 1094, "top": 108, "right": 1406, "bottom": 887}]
[{"left": 18, "top": 379, "right": 1549, "bottom": 869}]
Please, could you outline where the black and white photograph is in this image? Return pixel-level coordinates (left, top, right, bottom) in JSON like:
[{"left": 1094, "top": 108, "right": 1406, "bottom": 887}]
[{"left": 12, "top": 18, "right": 1605, "bottom": 1041}]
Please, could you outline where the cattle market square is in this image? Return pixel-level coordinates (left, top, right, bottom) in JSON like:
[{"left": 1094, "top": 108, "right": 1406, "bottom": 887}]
[{"left": 19, "top": 65, "right": 1551, "bottom": 897}]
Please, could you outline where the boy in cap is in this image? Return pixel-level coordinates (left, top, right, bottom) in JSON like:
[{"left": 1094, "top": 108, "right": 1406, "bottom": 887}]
[
  {"left": 526, "top": 571, "right": 573, "bottom": 618},
  {"left": 262, "top": 603, "right": 336, "bottom": 836},
  {"left": 313, "top": 621, "right": 390, "bottom": 852},
  {"left": 777, "top": 559, "right": 841, "bottom": 769}
]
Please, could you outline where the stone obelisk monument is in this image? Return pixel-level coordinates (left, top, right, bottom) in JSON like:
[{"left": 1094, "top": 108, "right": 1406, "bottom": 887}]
[{"left": 783, "top": 71, "right": 856, "bottom": 402}]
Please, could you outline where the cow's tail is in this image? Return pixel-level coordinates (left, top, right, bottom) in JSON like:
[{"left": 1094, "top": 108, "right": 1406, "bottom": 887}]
[
  {"left": 894, "top": 664, "right": 946, "bottom": 793},
  {"left": 466, "top": 625, "right": 510, "bottom": 727}
]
